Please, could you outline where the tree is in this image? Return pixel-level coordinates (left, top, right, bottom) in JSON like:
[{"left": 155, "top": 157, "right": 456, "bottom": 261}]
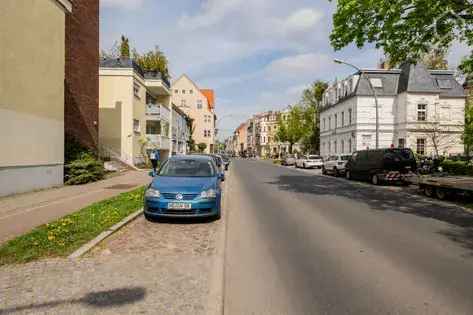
[
  {"left": 134, "top": 46, "right": 170, "bottom": 80},
  {"left": 187, "top": 118, "right": 196, "bottom": 152},
  {"left": 276, "top": 106, "right": 306, "bottom": 154},
  {"left": 197, "top": 143, "right": 207, "bottom": 153},
  {"left": 299, "top": 81, "right": 328, "bottom": 153},
  {"left": 120, "top": 35, "right": 130, "bottom": 59},
  {"left": 330, "top": 0, "right": 473, "bottom": 72},
  {"left": 464, "top": 81, "right": 473, "bottom": 156},
  {"left": 422, "top": 49, "right": 449, "bottom": 70}
]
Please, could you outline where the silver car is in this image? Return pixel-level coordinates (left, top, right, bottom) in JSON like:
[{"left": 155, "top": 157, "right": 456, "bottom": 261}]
[{"left": 322, "top": 155, "right": 352, "bottom": 176}]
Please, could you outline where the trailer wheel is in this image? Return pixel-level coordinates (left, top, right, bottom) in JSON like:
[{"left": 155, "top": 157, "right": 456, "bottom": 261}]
[
  {"left": 371, "top": 174, "right": 379, "bottom": 185},
  {"left": 435, "top": 188, "right": 447, "bottom": 200},
  {"left": 424, "top": 186, "right": 434, "bottom": 198}
]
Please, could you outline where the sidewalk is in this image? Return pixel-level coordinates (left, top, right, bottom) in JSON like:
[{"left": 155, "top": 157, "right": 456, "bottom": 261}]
[{"left": 0, "top": 170, "right": 150, "bottom": 244}]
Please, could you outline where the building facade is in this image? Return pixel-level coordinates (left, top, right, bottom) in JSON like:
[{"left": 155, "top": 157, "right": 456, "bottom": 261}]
[
  {"left": 65, "top": 0, "right": 99, "bottom": 151},
  {"left": 320, "top": 63, "right": 465, "bottom": 158},
  {"left": 0, "top": 0, "right": 72, "bottom": 196},
  {"left": 99, "top": 58, "right": 172, "bottom": 166},
  {"left": 172, "top": 104, "right": 190, "bottom": 155},
  {"left": 171, "top": 75, "right": 216, "bottom": 153}
]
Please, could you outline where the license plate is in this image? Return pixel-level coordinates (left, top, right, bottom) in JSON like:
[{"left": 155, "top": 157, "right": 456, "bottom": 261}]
[{"left": 168, "top": 203, "right": 192, "bottom": 210}]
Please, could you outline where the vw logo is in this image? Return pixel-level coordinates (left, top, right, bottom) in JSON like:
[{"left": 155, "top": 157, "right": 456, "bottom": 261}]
[{"left": 176, "top": 194, "right": 183, "bottom": 200}]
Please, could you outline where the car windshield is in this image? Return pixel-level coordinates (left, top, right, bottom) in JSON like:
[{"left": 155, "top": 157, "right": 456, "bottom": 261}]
[
  {"left": 341, "top": 155, "right": 351, "bottom": 161},
  {"left": 308, "top": 155, "right": 322, "bottom": 160},
  {"left": 158, "top": 159, "right": 215, "bottom": 177}
]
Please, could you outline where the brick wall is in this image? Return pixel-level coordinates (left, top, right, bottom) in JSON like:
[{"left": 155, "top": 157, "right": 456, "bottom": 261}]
[{"left": 65, "top": 0, "right": 99, "bottom": 151}]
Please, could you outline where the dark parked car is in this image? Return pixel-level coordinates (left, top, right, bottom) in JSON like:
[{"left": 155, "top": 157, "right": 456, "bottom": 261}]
[{"left": 345, "top": 148, "right": 417, "bottom": 185}]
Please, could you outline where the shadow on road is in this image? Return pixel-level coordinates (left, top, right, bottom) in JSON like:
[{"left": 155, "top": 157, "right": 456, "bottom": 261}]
[
  {"left": 268, "top": 174, "right": 473, "bottom": 254},
  {"left": 0, "top": 286, "right": 146, "bottom": 315}
]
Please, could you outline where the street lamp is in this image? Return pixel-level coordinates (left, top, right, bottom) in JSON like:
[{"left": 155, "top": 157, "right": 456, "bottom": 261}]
[{"left": 334, "top": 58, "right": 380, "bottom": 149}]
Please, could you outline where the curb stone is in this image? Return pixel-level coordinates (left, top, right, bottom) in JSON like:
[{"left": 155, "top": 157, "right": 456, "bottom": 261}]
[{"left": 68, "top": 209, "right": 143, "bottom": 259}]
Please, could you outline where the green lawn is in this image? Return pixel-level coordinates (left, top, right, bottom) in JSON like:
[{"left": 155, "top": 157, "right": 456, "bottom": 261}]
[{"left": 0, "top": 186, "right": 145, "bottom": 266}]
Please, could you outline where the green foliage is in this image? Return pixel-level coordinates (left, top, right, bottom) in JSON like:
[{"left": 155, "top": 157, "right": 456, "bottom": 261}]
[
  {"left": 276, "top": 106, "right": 306, "bottom": 154},
  {"left": 441, "top": 160, "right": 473, "bottom": 176},
  {"left": 0, "top": 187, "right": 145, "bottom": 265},
  {"left": 65, "top": 135, "right": 90, "bottom": 163},
  {"left": 120, "top": 35, "right": 130, "bottom": 58},
  {"left": 197, "top": 142, "right": 207, "bottom": 153},
  {"left": 422, "top": 49, "right": 449, "bottom": 70},
  {"left": 464, "top": 101, "right": 473, "bottom": 155},
  {"left": 134, "top": 46, "right": 170, "bottom": 81},
  {"left": 299, "top": 81, "right": 328, "bottom": 153},
  {"left": 187, "top": 118, "right": 197, "bottom": 151},
  {"left": 330, "top": 0, "right": 473, "bottom": 73},
  {"left": 65, "top": 153, "right": 105, "bottom": 185}
]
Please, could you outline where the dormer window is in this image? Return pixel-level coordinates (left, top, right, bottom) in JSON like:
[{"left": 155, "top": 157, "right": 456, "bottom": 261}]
[
  {"left": 437, "top": 79, "right": 452, "bottom": 89},
  {"left": 370, "top": 78, "right": 383, "bottom": 88}
]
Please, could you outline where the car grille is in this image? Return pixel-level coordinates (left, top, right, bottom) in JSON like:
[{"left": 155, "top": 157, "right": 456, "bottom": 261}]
[
  {"left": 161, "top": 193, "right": 199, "bottom": 200},
  {"left": 148, "top": 207, "right": 212, "bottom": 215}
]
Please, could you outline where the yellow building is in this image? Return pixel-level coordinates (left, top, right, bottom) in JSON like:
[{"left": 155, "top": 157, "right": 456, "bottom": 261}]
[
  {"left": 99, "top": 59, "right": 172, "bottom": 166},
  {"left": 0, "top": 0, "right": 72, "bottom": 196}
]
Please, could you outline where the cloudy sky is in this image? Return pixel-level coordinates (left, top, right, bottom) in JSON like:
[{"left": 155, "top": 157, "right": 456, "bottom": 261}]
[{"left": 100, "top": 0, "right": 469, "bottom": 139}]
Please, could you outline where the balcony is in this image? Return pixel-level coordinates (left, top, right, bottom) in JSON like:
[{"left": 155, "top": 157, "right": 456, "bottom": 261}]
[
  {"left": 146, "top": 104, "right": 170, "bottom": 121},
  {"left": 146, "top": 134, "right": 170, "bottom": 150},
  {"left": 144, "top": 71, "right": 171, "bottom": 96}
]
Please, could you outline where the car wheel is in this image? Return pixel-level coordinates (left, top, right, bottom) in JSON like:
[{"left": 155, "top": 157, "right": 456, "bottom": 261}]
[
  {"left": 214, "top": 211, "right": 221, "bottom": 221},
  {"left": 303, "top": 163, "right": 307, "bottom": 169},
  {"left": 322, "top": 167, "right": 327, "bottom": 175},
  {"left": 371, "top": 174, "right": 379, "bottom": 185},
  {"left": 144, "top": 213, "right": 154, "bottom": 222},
  {"left": 346, "top": 170, "right": 352, "bottom": 180},
  {"left": 333, "top": 167, "right": 338, "bottom": 177}
]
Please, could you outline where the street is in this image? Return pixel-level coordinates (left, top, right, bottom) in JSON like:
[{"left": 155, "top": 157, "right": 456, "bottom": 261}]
[{"left": 224, "top": 159, "right": 473, "bottom": 314}]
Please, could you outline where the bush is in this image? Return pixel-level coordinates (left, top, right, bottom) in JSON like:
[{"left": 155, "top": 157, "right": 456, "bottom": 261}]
[
  {"left": 440, "top": 160, "right": 473, "bottom": 176},
  {"left": 65, "top": 153, "right": 105, "bottom": 185}
]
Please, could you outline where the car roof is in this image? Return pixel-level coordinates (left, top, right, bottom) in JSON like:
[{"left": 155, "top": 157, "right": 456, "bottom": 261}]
[{"left": 170, "top": 155, "right": 213, "bottom": 161}]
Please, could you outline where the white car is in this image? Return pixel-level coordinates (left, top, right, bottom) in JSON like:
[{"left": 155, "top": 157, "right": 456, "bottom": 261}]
[
  {"left": 322, "top": 154, "right": 352, "bottom": 176},
  {"left": 282, "top": 154, "right": 296, "bottom": 166},
  {"left": 295, "top": 155, "right": 324, "bottom": 169}
]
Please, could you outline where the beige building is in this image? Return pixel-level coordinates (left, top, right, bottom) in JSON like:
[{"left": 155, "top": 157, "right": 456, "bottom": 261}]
[
  {"left": 171, "top": 75, "right": 216, "bottom": 153},
  {"left": 99, "top": 59, "right": 173, "bottom": 166},
  {"left": 0, "top": 0, "right": 72, "bottom": 196}
]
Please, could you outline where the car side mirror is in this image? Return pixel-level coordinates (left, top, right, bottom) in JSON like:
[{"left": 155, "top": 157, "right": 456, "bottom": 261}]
[
  {"left": 218, "top": 172, "right": 225, "bottom": 181},
  {"left": 148, "top": 171, "right": 156, "bottom": 177}
]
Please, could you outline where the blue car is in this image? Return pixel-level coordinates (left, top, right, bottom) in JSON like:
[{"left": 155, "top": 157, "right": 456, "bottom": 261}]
[{"left": 144, "top": 155, "right": 223, "bottom": 220}]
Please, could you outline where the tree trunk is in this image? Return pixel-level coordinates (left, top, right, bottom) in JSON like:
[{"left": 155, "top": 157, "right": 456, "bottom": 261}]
[{"left": 289, "top": 143, "right": 294, "bottom": 154}]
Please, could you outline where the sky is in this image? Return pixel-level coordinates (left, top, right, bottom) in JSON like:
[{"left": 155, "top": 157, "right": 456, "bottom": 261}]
[{"left": 100, "top": 0, "right": 470, "bottom": 140}]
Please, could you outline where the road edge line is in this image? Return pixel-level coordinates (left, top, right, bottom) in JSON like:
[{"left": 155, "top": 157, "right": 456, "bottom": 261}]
[
  {"left": 206, "top": 166, "right": 232, "bottom": 315},
  {"left": 68, "top": 209, "right": 143, "bottom": 259}
]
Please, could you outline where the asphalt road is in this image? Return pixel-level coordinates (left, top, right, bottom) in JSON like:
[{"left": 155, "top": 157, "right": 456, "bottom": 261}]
[{"left": 224, "top": 160, "right": 473, "bottom": 315}]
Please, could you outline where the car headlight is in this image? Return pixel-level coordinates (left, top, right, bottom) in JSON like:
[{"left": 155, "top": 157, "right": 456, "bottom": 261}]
[
  {"left": 145, "top": 188, "right": 160, "bottom": 198},
  {"left": 200, "top": 189, "right": 217, "bottom": 199}
]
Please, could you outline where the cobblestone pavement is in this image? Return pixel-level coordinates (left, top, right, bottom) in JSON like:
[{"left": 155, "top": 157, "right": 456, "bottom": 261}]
[{"left": 1, "top": 203, "right": 224, "bottom": 314}]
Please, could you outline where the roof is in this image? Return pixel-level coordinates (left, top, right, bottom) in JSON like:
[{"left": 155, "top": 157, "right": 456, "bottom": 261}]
[
  {"left": 100, "top": 58, "right": 170, "bottom": 87},
  {"left": 200, "top": 89, "right": 215, "bottom": 110}
]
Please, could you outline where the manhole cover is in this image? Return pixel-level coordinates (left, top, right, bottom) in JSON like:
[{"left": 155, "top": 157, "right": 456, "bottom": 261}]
[{"left": 105, "top": 184, "right": 136, "bottom": 190}]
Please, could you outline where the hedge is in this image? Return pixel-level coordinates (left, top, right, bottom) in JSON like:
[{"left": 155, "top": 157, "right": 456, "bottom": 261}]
[{"left": 440, "top": 160, "right": 473, "bottom": 176}]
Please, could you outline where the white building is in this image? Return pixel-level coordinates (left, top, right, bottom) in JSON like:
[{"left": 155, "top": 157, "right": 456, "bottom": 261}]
[
  {"left": 171, "top": 104, "right": 190, "bottom": 155},
  {"left": 320, "top": 63, "right": 466, "bottom": 158}
]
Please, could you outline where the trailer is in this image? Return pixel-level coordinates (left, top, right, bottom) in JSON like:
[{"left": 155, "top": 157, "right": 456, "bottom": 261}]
[{"left": 418, "top": 174, "right": 473, "bottom": 200}]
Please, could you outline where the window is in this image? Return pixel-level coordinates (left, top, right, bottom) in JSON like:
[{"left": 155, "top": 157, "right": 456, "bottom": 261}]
[
  {"left": 370, "top": 78, "right": 383, "bottom": 88},
  {"left": 328, "top": 142, "right": 331, "bottom": 153},
  {"left": 362, "top": 135, "right": 372, "bottom": 149},
  {"left": 341, "top": 112, "right": 345, "bottom": 127},
  {"left": 133, "top": 82, "right": 141, "bottom": 99},
  {"left": 181, "top": 99, "right": 186, "bottom": 107},
  {"left": 189, "top": 89, "right": 193, "bottom": 94},
  {"left": 323, "top": 118, "right": 326, "bottom": 130},
  {"left": 334, "top": 114, "right": 338, "bottom": 128},
  {"left": 182, "top": 89, "right": 186, "bottom": 94},
  {"left": 174, "top": 89, "right": 179, "bottom": 94},
  {"left": 329, "top": 117, "right": 332, "bottom": 130},
  {"left": 268, "top": 126, "right": 271, "bottom": 132},
  {"left": 146, "top": 120, "right": 161, "bottom": 135},
  {"left": 437, "top": 79, "right": 452, "bottom": 89},
  {"left": 418, "top": 104, "right": 427, "bottom": 121},
  {"left": 348, "top": 108, "right": 352, "bottom": 125},
  {"left": 417, "top": 138, "right": 426, "bottom": 155},
  {"left": 398, "top": 138, "right": 405, "bottom": 148},
  {"left": 341, "top": 140, "right": 345, "bottom": 153},
  {"left": 334, "top": 140, "right": 338, "bottom": 153},
  {"left": 348, "top": 138, "right": 352, "bottom": 153},
  {"left": 197, "top": 100, "right": 203, "bottom": 109},
  {"left": 133, "top": 119, "right": 140, "bottom": 133}
]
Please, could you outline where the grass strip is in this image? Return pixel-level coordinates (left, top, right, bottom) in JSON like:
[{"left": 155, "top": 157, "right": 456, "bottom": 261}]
[{"left": 0, "top": 186, "right": 145, "bottom": 266}]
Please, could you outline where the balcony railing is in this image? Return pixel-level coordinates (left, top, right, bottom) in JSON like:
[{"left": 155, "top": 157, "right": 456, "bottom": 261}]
[
  {"left": 144, "top": 71, "right": 171, "bottom": 89},
  {"left": 146, "top": 104, "right": 170, "bottom": 121},
  {"left": 146, "top": 134, "right": 170, "bottom": 150}
]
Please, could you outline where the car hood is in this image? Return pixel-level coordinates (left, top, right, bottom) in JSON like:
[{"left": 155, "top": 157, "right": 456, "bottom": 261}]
[{"left": 151, "top": 176, "right": 217, "bottom": 193}]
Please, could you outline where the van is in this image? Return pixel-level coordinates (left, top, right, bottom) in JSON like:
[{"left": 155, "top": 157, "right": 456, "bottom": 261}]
[{"left": 345, "top": 148, "right": 417, "bottom": 185}]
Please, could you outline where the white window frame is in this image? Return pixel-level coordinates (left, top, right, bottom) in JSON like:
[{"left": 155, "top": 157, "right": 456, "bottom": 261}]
[
  {"left": 418, "top": 104, "right": 427, "bottom": 121},
  {"left": 417, "top": 138, "right": 426, "bottom": 155},
  {"left": 133, "top": 119, "right": 140, "bottom": 133}
]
